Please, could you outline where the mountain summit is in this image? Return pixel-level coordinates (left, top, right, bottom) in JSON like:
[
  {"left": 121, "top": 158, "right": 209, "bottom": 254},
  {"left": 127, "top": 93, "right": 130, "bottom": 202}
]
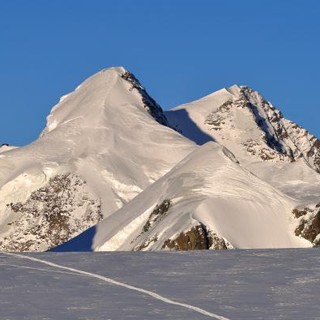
[
  {"left": 167, "top": 85, "right": 320, "bottom": 173},
  {"left": 166, "top": 85, "right": 320, "bottom": 201},
  {"left": 41, "top": 67, "right": 171, "bottom": 137},
  {"left": 0, "top": 67, "right": 319, "bottom": 252},
  {"left": 0, "top": 67, "right": 194, "bottom": 251}
]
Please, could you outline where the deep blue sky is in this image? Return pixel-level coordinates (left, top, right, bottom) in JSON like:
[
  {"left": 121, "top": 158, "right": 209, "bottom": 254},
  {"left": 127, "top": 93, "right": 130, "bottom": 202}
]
[{"left": 0, "top": 0, "right": 319, "bottom": 146}]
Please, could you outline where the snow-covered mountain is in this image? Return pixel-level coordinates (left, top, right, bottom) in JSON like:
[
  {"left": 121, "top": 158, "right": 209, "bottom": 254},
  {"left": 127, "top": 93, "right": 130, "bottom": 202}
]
[
  {"left": 166, "top": 85, "right": 320, "bottom": 202},
  {"left": 0, "top": 67, "right": 319, "bottom": 252},
  {"left": 167, "top": 85, "right": 320, "bottom": 172},
  {"left": 0, "top": 67, "right": 194, "bottom": 251}
]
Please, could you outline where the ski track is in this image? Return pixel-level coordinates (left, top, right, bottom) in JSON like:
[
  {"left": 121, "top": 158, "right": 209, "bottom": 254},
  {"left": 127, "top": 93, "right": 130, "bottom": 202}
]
[
  {"left": 3, "top": 252, "right": 230, "bottom": 320},
  {"left": 0, "top": 262, "right": 79, "bottom": 276}
]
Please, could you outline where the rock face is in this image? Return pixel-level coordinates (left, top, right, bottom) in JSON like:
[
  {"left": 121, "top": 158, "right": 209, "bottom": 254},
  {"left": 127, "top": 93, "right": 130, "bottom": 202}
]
[
  {"left": 163, "top": 225, "right": 211, "bottom": 250},
  {"left": 240, "top": 87, "right": 320, "bottom": 171},
  {"left": 1, "top": 174, "right": 102, "bottom": 252},
  {"left": 162, "top": 225, "right": 230, "bottom": 251},
  {"left": 120, "top": 71, "right": 170, "bottom": 127},
  {"left": 142, "top": 199, "right": 171, "bottom": 233},
  {"left": 293, "top": 203, "right": 320, "bottom": 247}
]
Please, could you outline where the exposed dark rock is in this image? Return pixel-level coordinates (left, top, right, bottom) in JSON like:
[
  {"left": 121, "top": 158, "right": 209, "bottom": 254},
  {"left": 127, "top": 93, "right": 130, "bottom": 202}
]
[
  {"left": 142, "top": 199, "right": 171, "bottom": 233},
  {"left": 292, "top": 208, "right": 311, "bottom": 219},
  {"left": 134, "top": 236, "right": 158, "bottom": 251},
  {"left": 162, "top": 224, "right": 229, "bottom": 251},
  {"left": 241, "top": 87, "right": 289, "bottom": 156},
  {"left": 210, "top": 233, "right": 228, "bottom": 250},
  {"left": 163, "top": 225, "right": 209, "bottom": 250},
  {"left": 294, "top": 204, "right": 320, "bottom": 247},
  {"left": 299, "top": 212, "right": 320, "bottom": 245},
  {"left": 121, "top": 71, "right": 170, "bottom": 127},
  {"left": 308, "top": 139, "right": 320, "bottom": 173},
  {"left": 205, "top": 99, "right": 232, "bottom": 129}
]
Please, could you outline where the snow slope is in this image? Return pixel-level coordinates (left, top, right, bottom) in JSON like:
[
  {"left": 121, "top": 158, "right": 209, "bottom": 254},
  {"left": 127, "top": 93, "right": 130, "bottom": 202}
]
[
  {"left": 1, "top": 249, "right": 320, "bottom": 320},
  {"left": 87, "top": 142, "right": 310, "bottom": 251},
  {"left": 0, "top": 67, "right": 194, "bottom": 251}
]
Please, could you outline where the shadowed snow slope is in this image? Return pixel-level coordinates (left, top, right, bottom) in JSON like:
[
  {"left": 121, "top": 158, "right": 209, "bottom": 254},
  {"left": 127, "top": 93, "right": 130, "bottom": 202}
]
[
  {"left": 0, "top": 67, "right": 194, "bottom": 251},
  {"left": 89, "top": 142, "right": 310, "bottom": 251}
]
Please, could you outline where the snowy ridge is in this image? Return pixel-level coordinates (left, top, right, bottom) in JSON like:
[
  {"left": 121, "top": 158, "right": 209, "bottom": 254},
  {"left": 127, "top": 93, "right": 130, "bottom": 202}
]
[{"left": 90, "top": 142, "right": 310, "bottom": 251}]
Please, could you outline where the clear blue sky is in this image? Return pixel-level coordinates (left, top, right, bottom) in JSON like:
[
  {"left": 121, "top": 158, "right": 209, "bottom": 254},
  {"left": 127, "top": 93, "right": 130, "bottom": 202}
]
[{"left": 0, "top": 0, "right": 319, "bottom": 146}]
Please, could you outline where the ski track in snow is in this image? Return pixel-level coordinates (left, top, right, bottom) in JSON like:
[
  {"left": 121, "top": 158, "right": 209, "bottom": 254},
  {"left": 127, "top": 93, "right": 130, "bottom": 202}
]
[
  {"left": 0, "top": 262, "right": 79, "bottom": 276},
  {"left": 3, "top": 252, "right": 230, "bottom": 320}
]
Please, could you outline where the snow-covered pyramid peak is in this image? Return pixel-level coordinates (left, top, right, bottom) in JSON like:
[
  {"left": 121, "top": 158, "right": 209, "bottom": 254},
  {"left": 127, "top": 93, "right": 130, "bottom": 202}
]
[
  {"left": 42, "top": 66, "right": 169, "bottom": 136},
  {"left": 0, "top": 67, "right": 195, "bottom": 251},
  {"left": 167, "top": 84, "right": 320, "bottom": 174},
  {"left": 43, "top": 67, "right": 125, "bottom": 134}
]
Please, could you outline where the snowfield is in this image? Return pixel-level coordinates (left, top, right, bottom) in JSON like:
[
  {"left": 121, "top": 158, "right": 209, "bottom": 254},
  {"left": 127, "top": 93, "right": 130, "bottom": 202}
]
[{"left": 1, "top": 249, "right": 320, "bottom": 320}]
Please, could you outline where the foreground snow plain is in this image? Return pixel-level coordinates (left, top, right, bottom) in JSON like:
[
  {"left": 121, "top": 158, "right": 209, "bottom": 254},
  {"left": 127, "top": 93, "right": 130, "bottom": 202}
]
[{"left": 1, "top": 249, "right": 320, "bottom": 320}]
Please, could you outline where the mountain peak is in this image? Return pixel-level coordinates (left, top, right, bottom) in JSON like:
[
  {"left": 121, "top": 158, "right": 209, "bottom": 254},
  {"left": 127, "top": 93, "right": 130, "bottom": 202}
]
[
  {"left": 225, "top": 84, "right": 242, "bottom": 97},
  {"left": 41, "top": 66, "right": 170, "bottom": 137},
  {"left": 0, "top": 67, "right": 195, "bottom": 252},
  {"left": 167, "top": 84, "right": 320, "bottom": 174}
]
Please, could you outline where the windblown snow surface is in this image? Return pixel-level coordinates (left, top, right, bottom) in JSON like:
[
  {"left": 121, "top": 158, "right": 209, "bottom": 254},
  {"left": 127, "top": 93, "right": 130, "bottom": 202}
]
[
  {"left": 1, "top": 250, "right": 320, "bottom": 320},
  {"left": 87, "top": 142, "right": 309, "bottom": 251}
]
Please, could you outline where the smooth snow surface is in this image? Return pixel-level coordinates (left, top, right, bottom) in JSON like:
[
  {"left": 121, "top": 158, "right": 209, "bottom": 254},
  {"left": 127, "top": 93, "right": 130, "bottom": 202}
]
[{"left": 1, "top": 250, "right": 320, "bottom": 319}]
